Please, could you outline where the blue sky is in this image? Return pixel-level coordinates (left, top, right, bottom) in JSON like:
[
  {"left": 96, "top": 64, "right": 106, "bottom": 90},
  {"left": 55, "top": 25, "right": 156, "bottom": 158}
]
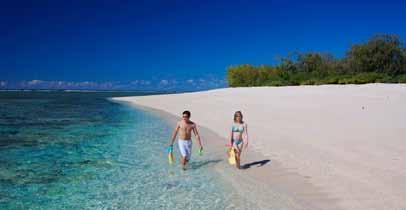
[{"left": 1, "top": 0, "right": 406, "bottom": 90}]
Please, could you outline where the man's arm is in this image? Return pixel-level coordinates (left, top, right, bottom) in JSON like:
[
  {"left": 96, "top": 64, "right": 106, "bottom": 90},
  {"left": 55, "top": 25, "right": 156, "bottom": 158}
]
[
  {"left": 192, "top": 124, "right": 203, "bottom": 149},
  {"left": 169, "top": 122, "right": 180, "bottom": 146}
]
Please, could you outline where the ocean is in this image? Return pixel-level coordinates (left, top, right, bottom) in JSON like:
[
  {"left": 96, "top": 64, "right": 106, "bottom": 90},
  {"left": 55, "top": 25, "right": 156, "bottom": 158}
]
[{"left": 0, "top": 91, "right": 251, "bottom": 210}]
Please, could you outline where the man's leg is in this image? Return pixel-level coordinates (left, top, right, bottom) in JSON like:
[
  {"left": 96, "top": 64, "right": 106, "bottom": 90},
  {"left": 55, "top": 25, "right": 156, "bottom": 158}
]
[
  {"left": 184, "top": 140, "right": 192, "bottom": 170},
  {"left": 181, "top": 156, "right": 187, "bottom": 170},
  {"left": 184, "top": 158, "right": 189, "bottom": 170},
  {"left": 178, "top": 140, "right": 192, "bottom": 170},
  {"left": 181, "top": 154, "right": 190, "bottom": 170},
  {"left": 178, "top": 139, "right": 187, "bottom": 170}
]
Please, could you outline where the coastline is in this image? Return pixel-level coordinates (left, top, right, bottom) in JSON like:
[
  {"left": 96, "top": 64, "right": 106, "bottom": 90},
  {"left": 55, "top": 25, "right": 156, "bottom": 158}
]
[
  {"left": 112, "top": 99, "right": 341, "bottom": 210},
  {"left": 112, "top": 83, "right": 406, "bottom": 210}
]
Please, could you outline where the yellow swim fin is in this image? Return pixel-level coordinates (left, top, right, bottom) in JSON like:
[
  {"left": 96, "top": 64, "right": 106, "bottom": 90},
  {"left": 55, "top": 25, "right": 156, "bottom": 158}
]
[
  {"left": 168, "top": 152, "right": 174, "bottom": 165},
  {"left": 228, "top": 149, "right": 236, "bottom": 165}
]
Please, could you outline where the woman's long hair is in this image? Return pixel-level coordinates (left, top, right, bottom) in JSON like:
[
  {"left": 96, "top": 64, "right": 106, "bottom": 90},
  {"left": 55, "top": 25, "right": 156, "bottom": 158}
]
[{"left": 233, "top": 111, "right": 243, "bottom": 123}]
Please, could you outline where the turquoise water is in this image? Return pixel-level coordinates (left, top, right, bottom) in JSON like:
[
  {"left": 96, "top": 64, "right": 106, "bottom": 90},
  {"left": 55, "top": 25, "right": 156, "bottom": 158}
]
[{"left": 0, "top": 91, "right": 251, "bottom": 210}]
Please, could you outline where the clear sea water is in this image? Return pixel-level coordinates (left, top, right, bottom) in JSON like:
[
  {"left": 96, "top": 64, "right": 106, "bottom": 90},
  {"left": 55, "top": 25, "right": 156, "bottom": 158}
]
[{"left": 0, "top": 91, "right": 251, "bottom": 210}]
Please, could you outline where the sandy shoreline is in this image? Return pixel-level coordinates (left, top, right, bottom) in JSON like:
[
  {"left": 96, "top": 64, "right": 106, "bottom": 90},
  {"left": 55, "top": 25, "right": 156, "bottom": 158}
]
[{"left": 112, "top": 84, "right": 406, "bottom": 210}]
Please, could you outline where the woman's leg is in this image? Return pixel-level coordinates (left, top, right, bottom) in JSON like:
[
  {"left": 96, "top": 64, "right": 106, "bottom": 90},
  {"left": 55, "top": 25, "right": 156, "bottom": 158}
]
[
  {"left": 233, "top": 144, "right": 241, "bottom": 169},
  {"left": 232, "top": 144, "right": 238, "bottom": 168}
]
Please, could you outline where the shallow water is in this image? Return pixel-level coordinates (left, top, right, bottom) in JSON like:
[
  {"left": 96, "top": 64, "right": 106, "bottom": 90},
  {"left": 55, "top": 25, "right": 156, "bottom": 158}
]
[{"left": 0, "top": 91, "right": 253, "bottom": 210}]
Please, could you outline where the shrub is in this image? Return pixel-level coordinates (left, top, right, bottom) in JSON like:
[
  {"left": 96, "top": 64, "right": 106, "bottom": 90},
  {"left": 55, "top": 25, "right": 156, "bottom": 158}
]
[
  {"left": 226, "top": 34, "right": 406, "bottom": 87},
  {"left": 396, "top": 74, "right": 406, "bottom": 83}
]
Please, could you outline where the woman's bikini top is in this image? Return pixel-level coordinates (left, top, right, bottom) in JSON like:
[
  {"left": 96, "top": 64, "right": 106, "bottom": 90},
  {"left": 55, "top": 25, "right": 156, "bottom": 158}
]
[{"left": 232, "top": 123, "right": 244, "bottom": 133}]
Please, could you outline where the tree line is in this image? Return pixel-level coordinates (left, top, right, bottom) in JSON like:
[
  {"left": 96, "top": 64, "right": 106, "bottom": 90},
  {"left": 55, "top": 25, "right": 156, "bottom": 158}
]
[{"left": 227, "top": 34, "right": 406, "bottom": 87}]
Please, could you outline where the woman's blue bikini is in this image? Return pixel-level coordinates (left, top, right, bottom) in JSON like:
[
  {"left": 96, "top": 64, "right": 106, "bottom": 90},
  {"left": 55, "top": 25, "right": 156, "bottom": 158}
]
[{"left": 232, "top": 124, "right": 244, "bottom": 145}]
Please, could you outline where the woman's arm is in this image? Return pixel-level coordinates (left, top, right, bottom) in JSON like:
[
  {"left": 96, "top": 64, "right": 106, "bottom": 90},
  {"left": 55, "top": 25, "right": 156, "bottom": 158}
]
[
  {"left": 244, "top": 123, "right": 249, "bottom": 148},
  {"left": 229, "top": 127, "right": 233, "bottom": 146}
]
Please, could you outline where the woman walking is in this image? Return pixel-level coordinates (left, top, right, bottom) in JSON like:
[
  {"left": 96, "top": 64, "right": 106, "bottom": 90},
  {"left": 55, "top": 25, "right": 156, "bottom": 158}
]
[{"left": 229, "top": 111, "right": 248, "bottom": 169}]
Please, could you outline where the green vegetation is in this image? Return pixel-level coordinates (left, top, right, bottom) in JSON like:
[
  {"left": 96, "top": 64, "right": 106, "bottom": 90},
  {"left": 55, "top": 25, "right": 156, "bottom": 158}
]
[{"left": 227, "top": 34, "right": 406, "bottom": 87}]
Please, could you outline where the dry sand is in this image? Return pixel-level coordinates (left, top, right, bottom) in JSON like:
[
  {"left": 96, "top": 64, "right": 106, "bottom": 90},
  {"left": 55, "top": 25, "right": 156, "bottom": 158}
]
[{"left": 113, "top": 84, "right": 406, "bottom": 210}]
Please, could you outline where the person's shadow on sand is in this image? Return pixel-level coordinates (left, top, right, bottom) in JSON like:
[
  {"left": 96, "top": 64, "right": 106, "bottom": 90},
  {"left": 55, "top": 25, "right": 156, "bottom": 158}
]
[
  {"left": 241, "top": 159, "right": 270, "bottom": 169},
  {"left": 190, "top": 159, "right": 222, "bottom": 169}
]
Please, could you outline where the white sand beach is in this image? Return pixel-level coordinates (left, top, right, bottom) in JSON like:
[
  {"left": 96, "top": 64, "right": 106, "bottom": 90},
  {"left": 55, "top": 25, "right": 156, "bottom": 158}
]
[{"left": 113, "top": 84, "right": 406, "bottom": 210}]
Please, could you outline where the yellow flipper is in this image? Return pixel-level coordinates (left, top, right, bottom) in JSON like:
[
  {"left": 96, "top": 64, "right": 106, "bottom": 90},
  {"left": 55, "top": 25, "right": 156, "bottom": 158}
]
[
  {"left": 168, "top": 152, "right": 174, "bottom": 164},
  {"left": 228, "top": 149, "right": 236, "bottom": 165}
]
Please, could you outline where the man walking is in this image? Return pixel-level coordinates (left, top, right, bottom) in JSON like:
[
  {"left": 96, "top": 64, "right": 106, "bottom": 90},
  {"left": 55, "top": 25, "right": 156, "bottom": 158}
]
[{"left": 168, "top": 110, "right": 203, "bottom": 170}]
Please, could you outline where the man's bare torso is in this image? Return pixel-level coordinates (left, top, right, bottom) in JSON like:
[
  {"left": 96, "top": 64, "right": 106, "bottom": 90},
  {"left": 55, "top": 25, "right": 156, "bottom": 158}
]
[{"left": 178, "top": 120, "right": 195, "bottom": 140}]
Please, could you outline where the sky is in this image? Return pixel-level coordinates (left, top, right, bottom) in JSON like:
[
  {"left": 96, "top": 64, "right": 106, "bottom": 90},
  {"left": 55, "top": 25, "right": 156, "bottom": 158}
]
[{"left": 1, "top": 0, "right": 406, "bottom": 90}]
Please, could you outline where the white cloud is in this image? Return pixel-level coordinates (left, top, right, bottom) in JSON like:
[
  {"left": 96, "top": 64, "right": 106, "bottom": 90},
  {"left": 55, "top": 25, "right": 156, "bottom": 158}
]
[
  {"left": 160, "top": 79, "right": 169, "bottom": 85},
  {"left": 142, "top": 80, "right": 151, "bottom": 85},
  {"left": 27, "top": 80, "right": 44, "bottom": 85},
  {"left": 5, "top": 76, "right": 227, "bottom": 91}
]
